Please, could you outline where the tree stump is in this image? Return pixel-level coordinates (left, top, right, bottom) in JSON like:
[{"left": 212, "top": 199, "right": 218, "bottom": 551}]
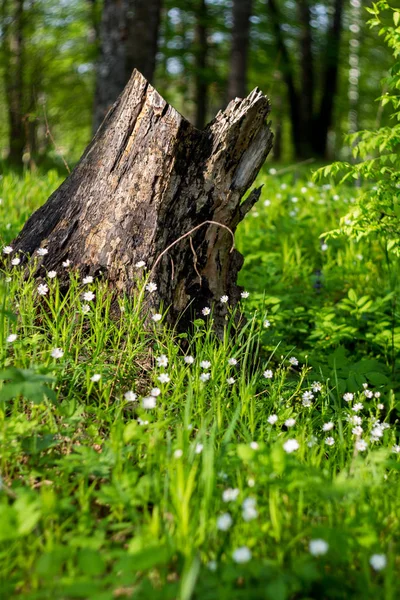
[{"left": 12, "top": 70, "right": 273, "bottom": 330}]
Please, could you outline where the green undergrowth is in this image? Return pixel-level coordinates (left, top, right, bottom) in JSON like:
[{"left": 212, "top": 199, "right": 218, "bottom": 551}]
[{"left": 0, "top": 168, "right": 399, "bottom": 599}]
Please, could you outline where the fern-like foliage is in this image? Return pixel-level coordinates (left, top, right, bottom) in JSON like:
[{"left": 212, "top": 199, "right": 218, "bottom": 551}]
[{"left": 314, "top": 1, "right": 400, "bottom": 255}]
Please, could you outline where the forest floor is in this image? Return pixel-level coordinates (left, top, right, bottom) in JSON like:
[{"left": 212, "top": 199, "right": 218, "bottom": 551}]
[{"left": 0, "top": 166, "right": 399, "bottom": 599}]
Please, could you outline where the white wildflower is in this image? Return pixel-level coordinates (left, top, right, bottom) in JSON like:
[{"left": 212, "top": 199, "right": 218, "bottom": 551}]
[
  {"left": 81, "top": 304, "right": 91, "bottom": 314},
  {"left": 195, "top": 443, "right": 203, "bottom": 454},
  {"left": 82, "top": 276, "right": 93, "bottom": 284},
  {"left": 289, "top": 356, "right": 299, "bottom": 366},
  {"left": 90, "top": 374, "right": 101, "bottom": 382},
  {"left": 241, "top": 291, "right": 249, "bottom": 299},
  {"left": 156, "top": 355, "right": 168, "bottom": 367},
  {"left": 142, "top": 396, "right": 156, "bottom": 409},
  {"left": 202, "top": 307, "right": 211, "bottom": 316},
  {"left": 47, "top": 271, "right": 57, "bottom": 279},
  {"left": 6, "top": 334, "right": 17, "bottom": 343},
  {"left": 220, "top": 295, "right": 229, "bottom": 304},
  {"left": 37, "top": 248, "right": 48, "bottom": 256},
  {"left": 222, "top": 488, "right": 239, "bottom": 502},
  {"left": 285, "top": 418, "right": 296, "bottom": 428},
  {"left": 62, "top": 259, "right": 71, "bottom": 268},
  {"left": 200, "top": 372, "right": 210, "bottom": 382},
  {"left": 173, "top": 449, "right": 183, "bottom": 459},
  {"left": 83, "top": 291, "right": 95, "bottom": 302},
  {"left": 227, "top": 377, "right": 235, "bottom": 385},
  {"left": 3, "top": 246, "right": 13, "bottom": 255},
  {"left": 325, "top": 437, "right": 335, "bottom": 446},
  {"left": 364, "top": 389, "right": 373, "bottom": 399},
  {"left": 343, "top": 392, "right": 354, "bottom": 402},
  {"left": 146, "top": 282, "right": 157, "bottom": 293},
  {"left": 217, "top": 513, "right": 233, "bottom": 531},
  {"left": 352, "top": 426, "right": 363, "bottom": 436},
  {"left": 200, "top": 360, "right": 211, "bottom": 369},
  {"left": 232, "top": 546, "right": 252, "bottom": 564},
  {"left": 152, "top": 313, "right": 162, "bottom": 322},
  {"left": 51, "top": 348, "right": 64, "bottom": 359},
  {"left": 37, "top": 283, "right": 49, "bottom": 296},
  {"left": 228, "top": 358, "right": 237, "bottom": 366},
  {"left": 11, "top": 257, "right": 21, "bottom": 266},
  {"left": 283, "top": 439, "right": 299, "bottom": 453},
  {"left": 263, "top": 369, "right": 273, "bottom": 379},
  {"left": 352, "top": 403, "right": 364, "bottom": 412},
  {"left": 267, "top": 414, "right": 278, "bottom": 425},
  {"left": 135, "top": 260, "right": 146, "bottom": 268},
  {"left": 150, "top": 387, "right": 161, "bottom": 397},
  {"left": 263, "top": 319, "right": 271, "bottom": 328},
  {"left": 312, "top": 382, "right": 322, "bottom": 392},
  {"left": 124, "top": 391, "right": 137, "bottom": 402},
  {"left": 309, "top": 539, "right": 329, "bottom": 556},
  {"left": 184, "top": 355, "right": 194, "bottom": 364},
  {"left": 322, "top": 422, "right": 334, "bottom": 432},
  {"left": 355, "top": 439, "right": 367, "bottom": 451},
  {"left": 369, "top": 554, "right": 387, "bottom": 571},
  {"left": 157, "top": 373, "right": 170, "bottom": 384}
]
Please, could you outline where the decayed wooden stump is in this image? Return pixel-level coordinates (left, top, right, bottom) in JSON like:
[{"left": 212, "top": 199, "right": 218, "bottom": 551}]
[{"left": 12, "top": 70, "right": 273, "bottom": 329}]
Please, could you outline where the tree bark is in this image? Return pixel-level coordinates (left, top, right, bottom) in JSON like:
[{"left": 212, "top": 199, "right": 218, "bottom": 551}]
[
  {"left": 194, "top": 0, "right": 209, "bottom": 129},
  {"left": 92, "top": 0, "right": 127, "bottom": 131},
  {"left": 3, "top": 0, "right": 26, "bottom": 168},
  {"left": 296, "top": 0, "right": 314, "bottom": 158},
  {"left": 228, "top": 0, "right": 253, "bottom": 100},
  {"left": 12, "top": 70, "right": 273, "bottom": 331},
  {"left": 126, "top": 0, "right": 162, "bottom": 82}
]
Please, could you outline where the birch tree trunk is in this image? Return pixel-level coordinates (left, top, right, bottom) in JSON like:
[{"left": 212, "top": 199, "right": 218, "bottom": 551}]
[{"left": 12, "top": 70, "right": 273, "bottom": 331}]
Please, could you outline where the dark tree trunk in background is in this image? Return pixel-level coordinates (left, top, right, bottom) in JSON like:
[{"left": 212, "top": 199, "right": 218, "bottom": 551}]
[
  {"left": 267, "top": 0, "right": 302, "bottom": 157},
  {"left": 297, "top": 0, "right": 314, "bottom": 158},
  {"left": 12, "top": 71, "right": 273, "bottom": 332},
  {"left": 194, "top": 0, "right": 208, "bottom": 129},
  {"left": 93, "top": 0, "right": 127, "bottom": 131},
  {"left": 313, "top": 0, "right": 344, "bottom": 157},
  {"left": 3, "top": 0, "right": 26, "bottom": 167},
  {"left": 228, "top": 0, "right": 253, "bottom": 99},
  {"left": 93, "top": 0, "right": 162, "bottom": 131},
  {"left": 126, "top": 0, "right": 162, "bottom": 82}
]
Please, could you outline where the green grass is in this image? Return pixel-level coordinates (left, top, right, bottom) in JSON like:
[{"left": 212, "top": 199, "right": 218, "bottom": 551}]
[{"left": 0, "top": 168, "right": 399, "bottom": 599}]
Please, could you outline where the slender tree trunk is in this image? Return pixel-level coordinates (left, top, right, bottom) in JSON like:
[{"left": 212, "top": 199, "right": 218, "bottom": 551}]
[
  {"left": 3, "top": 0, "right": 25, "bottom": 167},
  {"left": 228, "top": 0, "right": 253, "bottom": 99},
  {"left": 11, "top": 71, "right": 273, "bottom": 333},
  {"left": 125, "top": 0, "right": 162, "bottom": 82},
  {"left": 297, "top": 0, "right": 314, "bottom": 158},
  {"left": 93, "top": 0, "right": 127, "bottom": 131},
  {"left": 267, "top": 0, "right": 301, "bottom": 158},
  {"left": 194, "top": 0, "right": 208, "bottom": 129},
  {"left": 313, "top": 0, "right": 344, "bottom": 156}
]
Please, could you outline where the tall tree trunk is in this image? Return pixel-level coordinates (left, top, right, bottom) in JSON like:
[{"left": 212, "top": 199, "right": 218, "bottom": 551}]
[
  {"left": 11, "top": 71, "right": 273, "bottom": 333},
  {"left": 93, "top": 0, "right": 127, "bottom": 131},
  {"left": 267, "top": 0, "right": 302, "bottom": 158},
  {"left": 228, "top": 0, "right": 253, "bottom": 99},
  {"left": 126, "top": 0, "right": 162, "bottom": 83},
  {"left": 297, "top": 0, "right": 314, "bottom": 158},
  {"left": 3, "top": 0, "right": 25, "bottom": 168},
  {"left": 194, "top": 0, "right": 208, "bottom": 129},
  {"left": 313, "top": 0, "right": 344, "bottom": 156}
]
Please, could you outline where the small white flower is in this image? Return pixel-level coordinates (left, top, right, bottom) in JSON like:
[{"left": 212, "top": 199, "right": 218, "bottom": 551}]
[
  {"left": 228, "top": 358, "right": 237, "bottom": 366},
  {"left": 362, "top": 383, "right": 368, "bottom": 389},
  {"left": 83, "top": 291, "right": 95, "bottom": 302},
  {"left": 312, "top": 382, "right": 322, "bottom": 393},
  {"left": 227, "top": 377, "right": 235, "bottom": 385},
  {"left": 200, "top": 360, "right": 211, "bottom": 369},
  {"left": 349, "top": 415, "right": 362, "bottom": 425},
  {"left": 283, "top": 439, "right": 299, "bottom": 453},
  {"left": 267, "top": 414, "right": 278, "bottom": 425},
  {"left": 377, "top": 403, "right": 384, "bottom": 410},
  {"left": 124, "top": 390, "right": 137, "bottom": 402},
  {"left": 146, "top": 282, "right": 157, "bottom": 293},
  {"left": 352, "top": 403, "right": 364, "bottom": 412},
  {"left": 374, "top": 392, "right": 381, "bottom": 398},
  {"left": 222, "top": 488, "right": 239, "bottom": 502},
  {"left": 355, "top": 439, "right": 367, "bottom": 451},
  {"left": 309, "top": 539, "right": 329, "bottom": 556},
  {"left": 156, "top": 355, "right": 168, "bottom": 367},
  {"left": 152, "top": 313, "right": 162, "bottom": 322},
  {"left": 302, "top": 390, "right": 314, "bottom": 402},
  {"left": 220, "top": 295, "right": 229, "bottom": 304},
  {"left": 174, "top": 449, "right": 183, "bottom": 459},
  {"left": 184, "top": 355, "right": 194, "bottom": 364},
  {"left": 11, "top": 257, "right": 21, "bottom": 266},
  {"left": 250, "top": 442, "right": 259, "bottom": 450},
  {"left": 323, "top": 422, "right": 334, "bottom": 432},
  {"left": 343, "top": 392, "right": 354, "bottom": 402},
  {"left": 325, "top": 437, "right": 335, "bottom": 446},
  {"left": 263, "top": 369, "right": 273, "bottom": 379},
  {"left": 81, "top": 304, "right": 91, "bottom": 314},
  {"left": 202, "top": 307, "right": 211, "bottom": 316},
  {"left": 391, "top": 444, "right": 400, "bottom": 453},
  {"left": 6, "top": 334, "right": 17, "bottom": 343},
  {"left": 195, "top": 443, "right": 203, "bottom": 454},
  {"left": 2, "top": 245, "right": 13, "bottom": 255},
  {"left": 370, "top": 426, "right": 383, "bottom": 440},
  {"left": 37, "top": 248, "right": 48, "bottom": 256},
  {"left": 321, "top": 243, "right": 328, "bottom": 251},
  {"left": 285, "top": 418, "right": 296, "bottom": 428},
  {"left": 263, "top": 319, "right": 271, "bottom": 328},
  {"left": 135, "top": 260, "right": 146, "bottom": 268},
  {"left": 157, "top": 373, "right": 170, "bottom": 384},
  {"left": 232, "top": 546, "right": 252, "bottom": 564},
  {"left": 352, "top": 426, "right": 363, "bottom": 436},
  {"left": 289, "top": 356, "right": 299, "bottom": 366},
  {"left": 150, "top": 387, "right": 161, "bottom": 397},
  {"left": 291, "top": 197, "right": 298, "bottom": 203},
  {"left": 47, "top": 270, "right": 57, "bottom": 279},
  {"left": 37, "top": 283, "right": 49, "bottom": 296},
  {"left": 142, "top": 396, "right": 156, "bottom": 409},
  {"left": 217, "top": 513, "right": 233, "bottom": 531},
  {"left": 241, "top": 291, "right": 249, "bottom": 299},
  {"left": 200, "top": 372, "right": 210, "bottom": 382},
  {"left": 269, "top": 168, "right": 277, "bottom": 175},
  {"left": 82, "top": 276, "right": 93, "bottom": 284},
  {"left": 207, "top": 561, "right": 217, "bottom": 572},
  {"left": 247, "top": 478, "right": 255, "bottom": 487},
  {"left": 242, "top": 504, "right": 258, "bottom": 521},
  {"left": 51, "top": 348, "right": 64, "bottom": 359},
  {"left": 62, "top": 259, "right": 71, "bottom": 268},
  {"left": 137, "top": 418, "right": 149, "bottom": 426},
  {"left": 90, "top": 374, "right": 101, "bottom": 382},
  {"left": 5, "top": 277, "right": 11, "bottom": 282},
  {"left": 364, "top": 389, "right": 373, "bottom": 398},
  {"left": 369, "top": 554, "right": 386, "bottom": 571},
  {"left": 307, "top": 435, "right": 317, "bottom": 448}
]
